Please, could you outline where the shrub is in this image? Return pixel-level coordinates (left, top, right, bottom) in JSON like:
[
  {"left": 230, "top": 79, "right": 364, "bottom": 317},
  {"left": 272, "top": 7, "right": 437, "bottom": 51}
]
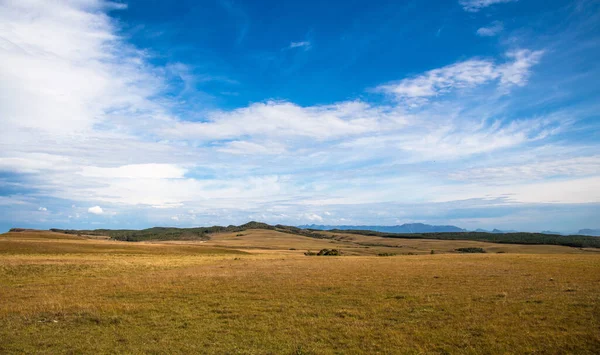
[
  {"left": 305, "top": 249, "right": 341, "bottom": 256},
  {"left": 455, "top": 247, "right": 486, "bottom": 253},
  {"left": 377, "top": 253, "right": 396, "bottom": 256},
  {"left": 317, "top": 249, "right": 341, "bottom": 256}
]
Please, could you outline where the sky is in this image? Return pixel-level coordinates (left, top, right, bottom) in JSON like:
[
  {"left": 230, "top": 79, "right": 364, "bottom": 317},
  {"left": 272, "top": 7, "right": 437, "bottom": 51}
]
[{"left": 0, "top": 0, "right": 599, "bottom": 233}]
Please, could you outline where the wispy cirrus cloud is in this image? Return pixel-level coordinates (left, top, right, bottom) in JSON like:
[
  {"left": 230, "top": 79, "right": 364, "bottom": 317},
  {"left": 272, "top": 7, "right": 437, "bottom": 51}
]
[
  {"left": 498, "top": 50, "right": 545, "bottom": 87},
  {"left": 79, "top": 164, "right": 188, "bottom": 179},
  {"left": 459, "top": 0, "right": 517, "bottom": 12},
  {"left": 477, "top": 21, "right": 504, "bottom": 36},
  {"left": 448, "top": 156, "right": 600, "bottom": 183},
  {"left": 160, "top": 100, "right": 399, "bottom": 140},
  {"left": 375, "top": 59, "right": 497, "bottom": 101},
  {"left": 375, "top": 49, "right": 543, "bottom": 104},
  {"left": 338, "top": 113, "right": 563, "bottom": 162},
  {"left": 288, "top": 41, "right": 311, "bottom": 50}
]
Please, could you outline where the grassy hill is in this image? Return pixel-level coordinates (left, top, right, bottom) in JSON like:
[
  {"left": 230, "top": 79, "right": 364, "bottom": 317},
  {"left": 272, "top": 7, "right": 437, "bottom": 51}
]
[
  {"left": 40, "top": 221, "right": 600, "bottom": 248},
  {"left": 324, "top": 228, "right": 600, "bottom": 248}
]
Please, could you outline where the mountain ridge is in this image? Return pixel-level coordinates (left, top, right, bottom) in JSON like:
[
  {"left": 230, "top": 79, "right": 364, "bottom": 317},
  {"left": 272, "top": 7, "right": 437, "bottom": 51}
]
[
  {"left": 11, "top": 221, "right": 600, "bottom": 248},
  {"left": 578, "top": 229, "right": 600, "bottom": 236},
  {"left": 300, "top": 223, "right": 466, "bottom": 233}
]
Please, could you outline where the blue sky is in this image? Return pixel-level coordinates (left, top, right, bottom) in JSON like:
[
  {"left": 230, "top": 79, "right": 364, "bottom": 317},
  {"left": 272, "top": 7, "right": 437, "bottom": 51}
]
[{"left": 0, "top": 0, "right": 599, "bottom": 233}]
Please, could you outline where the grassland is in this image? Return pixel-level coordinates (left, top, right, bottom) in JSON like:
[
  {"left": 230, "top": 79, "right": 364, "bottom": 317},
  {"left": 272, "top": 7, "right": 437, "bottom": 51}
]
[
  {"left": 45, "top": 222, "right": 600, "bottom": 248},
  {"left": 1, "top": 230, "right": 599, "bottom": 354}
]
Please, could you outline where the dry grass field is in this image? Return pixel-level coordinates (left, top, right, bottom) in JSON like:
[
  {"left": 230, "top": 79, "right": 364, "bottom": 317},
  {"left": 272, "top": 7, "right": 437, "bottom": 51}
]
[
  {"left": 198, "top": 229, "right": 600, "bottom": 255},
  {"left": 1, "top": 229, "right": 599, "bottom": 354}
]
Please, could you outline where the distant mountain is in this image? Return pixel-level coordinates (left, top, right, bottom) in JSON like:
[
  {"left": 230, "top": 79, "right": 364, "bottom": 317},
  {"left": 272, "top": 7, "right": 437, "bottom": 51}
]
[
  {"left": 491, "top": 229, "right": 519, "bottom": 234},
  {"left": 472, "top": 228, "right": 522, "bottom": 233},
  {"left": 578, "top": 229, "right": 600, "bottom": 237},
  {"left": 300, "top": 223, "right": 466, "bottom": 233}
]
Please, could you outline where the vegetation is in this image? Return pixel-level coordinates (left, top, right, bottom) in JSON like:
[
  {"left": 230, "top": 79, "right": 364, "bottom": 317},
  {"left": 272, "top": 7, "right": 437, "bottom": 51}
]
[
  {"left": 318, "top": 248, "right": 341, "bottom": 256},
  {"left": 326, "top": 229, "right": 600, "bottom": 248},
  {"left": 456, "top": 247, "right": 487, "bottom": 253},
  {"left": 48, "top": 221, "right": 324, "bottom": 242},
  {"left": 48, "top": 224, "right": 255, "bottom": 242},
  {"left": 43, "top": 222, "right": 600, "bottom": 248},
  {"left": 303, "top": 249, "right": 341, "bottom": 256},
  {"left": 1, "top": 230, "right": 599, "bottom": 354}
]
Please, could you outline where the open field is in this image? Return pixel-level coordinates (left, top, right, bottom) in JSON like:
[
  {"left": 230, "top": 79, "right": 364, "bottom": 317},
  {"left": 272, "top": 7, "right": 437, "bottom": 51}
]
[
  {"left": 193, "top": 228, "right": 600, "bottom": 255},
  {"left": 1, "top": 230, "right": 599, "bottom": 354}
]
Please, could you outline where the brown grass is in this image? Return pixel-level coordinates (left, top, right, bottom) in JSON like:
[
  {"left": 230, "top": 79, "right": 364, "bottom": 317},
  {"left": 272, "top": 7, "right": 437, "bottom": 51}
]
[
  {"left": 193, "top": 228, "right": 599, "bottom": 255},
  {"left": 1, "top": 230, "right": 599, "bottom": 354}
]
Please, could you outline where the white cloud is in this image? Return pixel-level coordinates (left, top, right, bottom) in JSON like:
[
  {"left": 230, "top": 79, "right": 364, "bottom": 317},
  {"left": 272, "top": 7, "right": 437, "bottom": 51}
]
[
  {"left": 217, "top": 141, "right": 287, "bottom": 155},
  {"left": 477, "top": 21, "right": 504, "bottom": 36},
  {"left": 341, "top": 115, "right": 560, "bottom": 161},
  {"left": 161, "top": 100, "right": 403, "bottom": 140},
  {"left": 448, "top": 156, "right": 600, "bottom": 182},
  {"left": 376, "top": 50, "right": 544, "bottom": 103},
  {"left": 459, "top": 0, "right": 517, "bottom": 12},
  {"left": 305, "top": 213, "right": 323, "bottom": 222},
  {"left": 376, "top": 59, "right": 497, "bottom": 100},
  {"left": 79, "top": 164, "right": 187, "bottom": 179},
  {"left": 431, "top": 176, "right": 600, "bottom": 204},
  {"left": 171, "top": 216, "right": 179, "bottom": 221},
  {"left": 42, "top": 172, "right": 288, "bottom": 207},
  {"left": 288, "top": 41, "right": 311, "bottom": 50},
  {"left": 498, "top": 50, "right": 545, "bottom": 88},
  {"left": 38, "top": 207, "right": 47, "bottom": 211},
  {"left": 0, "top": 154, "right": 72, "bottom": 174},
  {"left": 153, "top": 203, "right": 184, "bottom": 209},
  {"left": 88, "top": 206, "right": 104, "bottom": 215},
  {"left": 0, "top": 0, "right": 168, "bottom": 137}
]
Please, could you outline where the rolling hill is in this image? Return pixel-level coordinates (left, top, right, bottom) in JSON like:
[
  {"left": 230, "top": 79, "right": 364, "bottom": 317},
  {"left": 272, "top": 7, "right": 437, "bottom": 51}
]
[{"left": 17, "top": 221, "right": 600, "bottom": 249}]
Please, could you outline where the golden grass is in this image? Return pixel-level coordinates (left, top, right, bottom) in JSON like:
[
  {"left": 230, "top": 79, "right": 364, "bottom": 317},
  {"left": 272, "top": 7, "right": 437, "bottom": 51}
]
[
  {"left": 197, "top": 229, "right": 599, "bottom": 255},
  {"left": 1, "top": 230, "right": 599, "bottom": 354},
  {"left": 0, "top": 231, "right": 246, "bottom": 256}
]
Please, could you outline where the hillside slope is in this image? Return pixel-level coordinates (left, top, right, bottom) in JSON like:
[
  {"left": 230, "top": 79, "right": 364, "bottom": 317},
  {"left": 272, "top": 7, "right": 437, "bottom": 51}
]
[{"left": 21, "top": 221, "right": 600, "bottom": 248}]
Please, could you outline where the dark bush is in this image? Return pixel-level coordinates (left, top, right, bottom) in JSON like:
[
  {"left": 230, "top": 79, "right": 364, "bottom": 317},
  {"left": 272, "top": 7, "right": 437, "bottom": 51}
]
[
  {"left": 305, "top": 249, "right": 341, "bottom": 256},
  {"left": 456, "top": 247, "right": 486, "bottom": 253},
  {"left": 317, "top": 249, "right": 341, "bottom": 256},
  {"left": 377, "top": 253, "right": 396, "bottom": 256}
]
